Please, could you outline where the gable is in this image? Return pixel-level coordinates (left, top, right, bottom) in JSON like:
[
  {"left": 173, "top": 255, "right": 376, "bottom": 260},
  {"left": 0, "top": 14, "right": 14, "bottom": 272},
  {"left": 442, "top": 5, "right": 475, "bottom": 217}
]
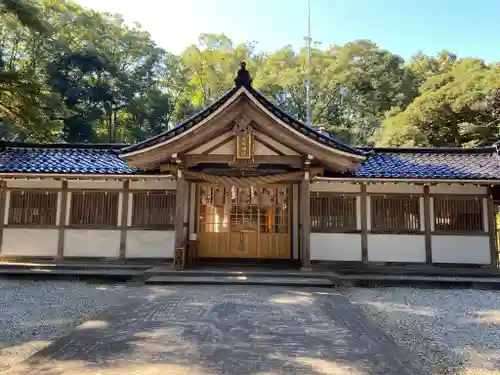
[
  {"left": 186, "top": 129, "right": 300, "bottom": 158},
  {"left": 120, "top": 86, "right": 366, "bottom": 171}
]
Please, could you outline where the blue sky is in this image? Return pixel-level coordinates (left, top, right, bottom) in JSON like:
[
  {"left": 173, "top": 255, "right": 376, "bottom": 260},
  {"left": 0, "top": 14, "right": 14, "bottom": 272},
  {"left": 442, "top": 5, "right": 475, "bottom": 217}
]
[{"left": 77, "top": 0, "right": 500, "bottom": 62}]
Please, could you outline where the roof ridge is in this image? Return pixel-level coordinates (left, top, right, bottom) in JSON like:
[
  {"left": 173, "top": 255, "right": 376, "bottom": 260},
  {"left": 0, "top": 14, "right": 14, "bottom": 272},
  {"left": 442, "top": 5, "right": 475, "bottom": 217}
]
[
  {"left": 119, "top": 88, "right": 239, "bottom": 154},
  {"left": 364, "top": 146, "right": 497, "bottom": 155},
  {"left": 247, "top": 87, "right": 367, "bottom": 156},
  {"left": 1, "top": 141, "right": 128, "bottom": 150}
]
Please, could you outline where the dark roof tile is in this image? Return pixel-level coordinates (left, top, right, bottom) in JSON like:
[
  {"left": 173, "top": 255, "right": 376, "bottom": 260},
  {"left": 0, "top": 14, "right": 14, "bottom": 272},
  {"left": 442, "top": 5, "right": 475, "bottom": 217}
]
[
  {"left": 0, "top": 146, "right": 135, "bottom": 174},
  {"left": 356, "top": 149, "right": 500, "bottom": 180},
  {"left": 119, "top": 87, "right": 367, "bottom": 157},
  {"left": 1, "top": 144, "right": 499, "bottom": 180}
]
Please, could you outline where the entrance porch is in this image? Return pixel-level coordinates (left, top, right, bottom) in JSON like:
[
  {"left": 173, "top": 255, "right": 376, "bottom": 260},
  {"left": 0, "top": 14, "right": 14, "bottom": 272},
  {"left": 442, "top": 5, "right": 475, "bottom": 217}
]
[{"left": 174, "top": 173, "right": 315, "bottom": 269}]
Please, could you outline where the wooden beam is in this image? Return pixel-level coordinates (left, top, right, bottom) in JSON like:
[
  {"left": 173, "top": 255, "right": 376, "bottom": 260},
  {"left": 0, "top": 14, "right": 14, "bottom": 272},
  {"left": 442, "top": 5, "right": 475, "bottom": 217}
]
[
  {"left": 119, "top": 180, "right": 130, "bottom": 260},
  {"left": 243, "top": 103, "right": 363, "bottom": 170},
  {"left": 423, "top": 185, "right": 432, "bottom": 264},
  {"left": 360, "top": 183, "right": 368, "bottom": 263},
  {"left": 300, "top": 174, "right": 311, "bottom": 270},
  {"left": 57, "top": 180, "right": 68, "bottom": 259},
  {"left": 183, "top": 154, "right": 303, "bottom": 168},
  {"left": 124, "top": 102, "right": 243, "bottom": 169},
  {"left": 488, "top": 196, "right": 498, "bottom": 268},
  {"left": 0, "top": 181, "right": 6, "bottom": 254}
]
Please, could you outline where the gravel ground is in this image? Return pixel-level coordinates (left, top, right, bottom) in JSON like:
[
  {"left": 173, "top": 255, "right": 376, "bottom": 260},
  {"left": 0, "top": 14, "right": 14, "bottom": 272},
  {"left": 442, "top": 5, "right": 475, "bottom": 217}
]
[
  {"left": 342, "top": 287, "right": 500, "bottom": 375},
  {"left": 2, "top": 279, "right": 500, "bottom": 375},
  {"left": 0, "top": 279, "right": 150, "bottom": 373}
]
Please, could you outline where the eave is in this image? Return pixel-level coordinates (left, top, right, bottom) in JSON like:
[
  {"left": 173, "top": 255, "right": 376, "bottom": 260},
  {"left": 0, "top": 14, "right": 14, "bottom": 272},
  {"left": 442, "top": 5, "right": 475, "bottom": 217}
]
[{"left": 119, "top": 87, "right": 367, "bottom": 171}]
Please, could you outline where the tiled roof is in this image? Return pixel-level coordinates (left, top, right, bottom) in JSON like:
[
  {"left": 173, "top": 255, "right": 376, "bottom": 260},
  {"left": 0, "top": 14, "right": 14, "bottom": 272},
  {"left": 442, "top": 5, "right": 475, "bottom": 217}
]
[
  {"left": 0, "top": 143, "right": 135, "bottom": 174},
  {"left": 120, "top": 87, "right": 367, "bottom": 157},
  {"left": 248, "top": 88, "right": 366, "bottom": 156},
  {"left": 355, "top": 147, "right": 500, "bottom": 180},
  {"left": 120, "top": 88, "right": 239, "bottom": 154},
  {"left": 0, "top": 142, "right": 499, "bottom": 180}
]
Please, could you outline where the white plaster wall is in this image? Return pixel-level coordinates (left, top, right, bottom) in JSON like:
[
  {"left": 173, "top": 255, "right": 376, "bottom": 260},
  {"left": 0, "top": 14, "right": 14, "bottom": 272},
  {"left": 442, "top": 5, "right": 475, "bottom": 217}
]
[
  {"left": 1, "top": 228, "right": 58, "bottom": 256},
  {"left": 311, "top": 182, "right": 361, "bottom": 193},
  {"left": 64, "top": 230, "right": 120, "bottom": 257},
  {"left": 129, "top": 179, "right": 177, "bottom": 190},
  {"left": 311, "top": 233, "right": 362, "bottom": 261},
  {"left": 431, "top": 235, "right": 491, "bottom": 264},
  {"left": 367, "top": 183, "right": 423, "bottom": 194},
  {"left": 367, "top": 234, "right": 426, "bottom": 262},
  {"left": 430, "top": 184, "right": 487, "bottom": 195},
  {"left": 68, "top": 180, "right": 123, "bottom": 190},
  {"left": 6, "top": 179, "right": 62, "bottom": 189},
  {"left": 126, "top": 230, "right": 174, "bottom": 258}
]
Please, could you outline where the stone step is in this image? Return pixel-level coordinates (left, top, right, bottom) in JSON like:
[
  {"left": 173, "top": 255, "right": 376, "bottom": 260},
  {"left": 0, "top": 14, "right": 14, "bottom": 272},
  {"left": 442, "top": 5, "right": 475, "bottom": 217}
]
[
  {"left": 145, "top": 275, "right": 335, "bottom": 287},
  {"left": 0, "top": 261, "right": 152, "bottom": 270},
  {"left": 144, "top": 266, "right": 342, "bottom": 280},
  {"left": 0, "top": 267, "right": 144, "bottom": 277},
  {"left": 344, "top": 273, "right": 500, "bottom": 283}
]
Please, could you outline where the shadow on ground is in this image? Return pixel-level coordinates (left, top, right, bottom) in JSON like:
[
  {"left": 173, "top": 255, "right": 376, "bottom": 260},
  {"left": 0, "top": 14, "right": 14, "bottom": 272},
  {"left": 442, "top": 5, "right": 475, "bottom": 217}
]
[{"left": 5, "top": 286, "right": 429, "bottom": 375}]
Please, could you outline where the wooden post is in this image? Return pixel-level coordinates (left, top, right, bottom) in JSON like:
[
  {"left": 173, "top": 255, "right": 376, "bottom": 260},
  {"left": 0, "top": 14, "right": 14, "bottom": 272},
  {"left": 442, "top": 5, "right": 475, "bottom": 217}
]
[
  {"left": 360, "top": 183, "right": 368, "bottom": 263},
  {"left": 487, "top": 196, "right": 498, "bottom": 268},
  {"left": 174, "top": 169, "right": 186, "bottom": 248},
  {"left": 300, "top": 174, "right": 311, "bottom": 270},
  {"left": 119, "top": 180, "right": 130, "bottom": 260},
  {"left": 57, "top": 180, "right": 68, "bottom": 259},
  {"left": 424, "top": 185, "right": 433, "bottom": 264},
  {"left": 0, "top": 181, "right": 6, "bottom": 254}
]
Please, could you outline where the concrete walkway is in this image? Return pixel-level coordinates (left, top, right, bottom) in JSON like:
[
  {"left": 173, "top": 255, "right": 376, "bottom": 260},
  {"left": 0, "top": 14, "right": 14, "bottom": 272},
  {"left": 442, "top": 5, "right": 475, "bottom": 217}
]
[{"left": 6, "top": 286, "right": 428, "bottom": 375}]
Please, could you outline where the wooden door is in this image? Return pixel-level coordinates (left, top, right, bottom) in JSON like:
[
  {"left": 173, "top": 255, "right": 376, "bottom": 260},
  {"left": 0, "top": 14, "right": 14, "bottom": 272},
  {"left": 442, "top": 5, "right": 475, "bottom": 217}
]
[
  {"left": 257, "top": 185, "right": 291, "bottom": 259},
  {"left": 197, "top": 184, "right": 291, "bottom": 259}
]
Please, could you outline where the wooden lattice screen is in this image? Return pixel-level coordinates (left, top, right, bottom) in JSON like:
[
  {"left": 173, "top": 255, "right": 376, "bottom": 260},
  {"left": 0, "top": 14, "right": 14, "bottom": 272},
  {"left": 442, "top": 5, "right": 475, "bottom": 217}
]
[
  {"left": 371, "top": 196, "right": 420, "bottom": 232},
  {"left": 8, "top": 191, "right": 58, "bottom": 226},
  {"left": 131, "top": 191, "right": 176, "bottom": 228},
  {"left": 310, "top": 194, "right": 357, "bottom": 232},
  {"left": 70, "top": 191, "right": 119, "bottom": 227},
  {"left": 434, "top": 197, "right": 484, "bottom": 232}
]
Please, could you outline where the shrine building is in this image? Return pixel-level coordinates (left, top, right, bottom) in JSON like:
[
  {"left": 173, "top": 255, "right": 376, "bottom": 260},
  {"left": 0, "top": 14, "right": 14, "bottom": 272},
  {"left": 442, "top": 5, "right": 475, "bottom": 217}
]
[{"left": 0, "top": 65, "right": 499, "bottom": 270}]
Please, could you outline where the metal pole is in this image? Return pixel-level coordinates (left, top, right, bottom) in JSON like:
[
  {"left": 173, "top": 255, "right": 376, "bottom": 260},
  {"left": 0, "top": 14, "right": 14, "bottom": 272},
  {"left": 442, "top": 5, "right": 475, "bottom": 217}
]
[{"left": 306, "top": 0, "right": 312, "bottom": 127}]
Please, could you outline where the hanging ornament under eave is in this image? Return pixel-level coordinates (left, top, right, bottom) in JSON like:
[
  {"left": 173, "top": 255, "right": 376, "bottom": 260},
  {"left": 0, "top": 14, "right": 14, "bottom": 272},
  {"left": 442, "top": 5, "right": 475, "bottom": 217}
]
[
  {"left": 277, "top": 190, "right": 286, "bottom": 205},
  {"left": 238, "top": 189, "right": 250, "bottom": 211},
  {"left": 200, "top": 188, "right": 208, "bottom": 205},
  {"left": 213, "top": 188, "right": 224, "bottom": 206},
  {"left": 259, "top": 189, "right": 272, "bottom": 213},
  {"left": 224, "top": 191, "right": 232, "bottom": 213}
]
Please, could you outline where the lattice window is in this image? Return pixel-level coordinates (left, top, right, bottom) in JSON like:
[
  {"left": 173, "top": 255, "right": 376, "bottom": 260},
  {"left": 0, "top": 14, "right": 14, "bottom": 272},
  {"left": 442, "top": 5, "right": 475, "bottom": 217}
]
[
  {"left": 310, "top": 194, "right": 357, "bottom": 232},
  {"left": 70, "top": 191, "right": 119, "bottom": 227},
  {"left": 8, "top": 191, "right": 58, "bottom": 226},
  {"left": 434, "top": 197, "right": 484, "bottom": 232},
  {"left": 371, "top": 196, "right": 421, "bottom": 232},
  {"left": 131, "top": 191, "right": 175, "bottom": 228}
]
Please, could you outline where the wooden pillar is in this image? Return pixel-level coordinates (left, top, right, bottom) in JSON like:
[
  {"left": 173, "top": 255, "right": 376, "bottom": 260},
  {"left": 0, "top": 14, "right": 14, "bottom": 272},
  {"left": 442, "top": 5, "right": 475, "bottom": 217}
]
[
  {"left": 174, "top": 169, "right": 186, "bottom": 248},
  {"left": 57, "top": 180, "right": 68, "bottom": 259},
  {"left": 423, "top": 185, "right": 433, "bottom": 264},
  {"left": 119, "top": 180, "right": 130, "bottom": 260},
  {"left": 0, "top": 181, "right": 6, "bottom": 254},
  {"left": 487, "top": 195, "right": 498, "bottom": 268},
  {"left": 300, "top": 173, "right": 311, "bottom": 270},
  {"left": 360, "top": 183, "right": 368, "bottom": 263}
]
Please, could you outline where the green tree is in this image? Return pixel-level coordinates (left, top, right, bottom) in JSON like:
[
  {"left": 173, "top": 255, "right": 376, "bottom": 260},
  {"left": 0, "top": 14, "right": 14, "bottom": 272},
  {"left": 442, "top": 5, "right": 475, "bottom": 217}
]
[{"left": 375, "top": 57, "right": 500, "bottom": 147}]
